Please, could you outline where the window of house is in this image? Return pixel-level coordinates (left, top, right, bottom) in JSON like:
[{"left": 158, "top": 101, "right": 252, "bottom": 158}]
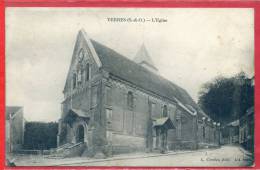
[
  {"left": 162, "top": 105, "right": 168, "bottom": 117},
  {"left": 241, "top": 130, "right": 244, "bottom": 143},
  {"left": 127, "top": 91, "right": 134, "bottom": 110},
  {"left": 241, "top": 130, "right": 243, "bottom": 142},
  {"left": 155, "top": 128, "right": 160, "bottom": 148},
  {"left": 244, "top": 128, "right": 247, "bottom": 142},
  {"left": 245, "top": 127, "right": 248, "bottom": 139},
  {"left": 203, "top": 126, "right": 206, "bottom": 139},
  {"left": 240, "top": 130, "right": 242, "bottom": 142}
]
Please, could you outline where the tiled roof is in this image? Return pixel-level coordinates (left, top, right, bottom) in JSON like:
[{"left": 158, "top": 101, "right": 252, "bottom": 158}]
[
  {"left": 91, "top": 39, "right": 199, "bottom": 111},
  {"left": 6, "top": 106, "right": 22, "bottom": 120},
  {"left": 227, "top": 119, "right": 240, "bottom": 127},
  {"left": 246, "top": 106, "right": 254, "bottom": 115}
]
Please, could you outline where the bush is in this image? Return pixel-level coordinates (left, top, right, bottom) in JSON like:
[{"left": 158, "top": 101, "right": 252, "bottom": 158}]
[{"left": 23, "top": 121, "right": 58, "bottom": 150}]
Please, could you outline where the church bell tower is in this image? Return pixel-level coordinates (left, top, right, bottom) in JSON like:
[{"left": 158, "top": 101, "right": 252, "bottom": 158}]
[{"left": 134, "top": 44, "right": 158, "bottom": 74}]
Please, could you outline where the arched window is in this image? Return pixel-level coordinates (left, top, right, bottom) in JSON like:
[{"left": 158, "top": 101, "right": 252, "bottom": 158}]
[
  {"left": 176, "top": 118, "right": 181, "bottom": 139},
  {"left": 72, "top": 73, "right": 77, "bottom": 89},
  {"left": 78, "top": 49, "right": 84, "bottom": 63},
  {"left": 214, "top": 130, "right": 216, "bottom": 142},
  {"left": 202, "top": 126, "right": 206, "bottom": 139},
  {"left": 86, "top": 63, "right": 90, "bottom": 81},
  {"left": 127, "top": 91, "right": 134, "bottom": 110},
  {"left": 82, "top": 69, "right": 86, "bottom": 83},
  {"left": 77, "top": 69, "right": 82, "bottom": 86},
  {"left": 162, "top": 105, "right": 168, "bottom": 117}
]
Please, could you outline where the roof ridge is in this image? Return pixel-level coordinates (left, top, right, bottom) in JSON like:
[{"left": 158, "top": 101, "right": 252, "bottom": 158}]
[
  {"left": 92, "top": 41, "right": 172, "bottom": 82},
  {"left": 90, "top": 39, "right": 199, "bottom": 109}
]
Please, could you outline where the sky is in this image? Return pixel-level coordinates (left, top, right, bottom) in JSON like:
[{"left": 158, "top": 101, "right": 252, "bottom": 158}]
[{"left": 6, "top": 8, "right": 254, "bottom": 122}]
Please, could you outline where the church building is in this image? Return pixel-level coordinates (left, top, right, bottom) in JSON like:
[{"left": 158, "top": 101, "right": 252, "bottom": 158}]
[{"left": 57, "top": 29, "right": 220, "bottom": 157}]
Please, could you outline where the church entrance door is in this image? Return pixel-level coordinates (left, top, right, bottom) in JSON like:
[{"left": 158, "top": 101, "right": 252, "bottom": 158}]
[
  {"left": 153, "top": 117, "right": 175, "bottom": 153},
  {"left": 154, "top": 127, "right": 167, "bottom": 152},
  {"left": 76, "top": 125, "right": 85, "bottom": 143}
]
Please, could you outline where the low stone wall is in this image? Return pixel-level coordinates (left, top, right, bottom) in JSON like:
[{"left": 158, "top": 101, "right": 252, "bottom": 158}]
[{"left": 13, "top": 149, "right": 52, "bottom": 155}]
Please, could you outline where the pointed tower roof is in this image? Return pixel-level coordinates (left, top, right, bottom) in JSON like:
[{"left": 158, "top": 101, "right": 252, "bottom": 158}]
[{"left": 134, "top": 44, "right": 158, "bottom": 73}]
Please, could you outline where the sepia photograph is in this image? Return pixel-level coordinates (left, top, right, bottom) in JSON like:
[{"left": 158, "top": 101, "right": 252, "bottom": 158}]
[{"left": 5, "top": 7, "right": 254, "bottom": 167}]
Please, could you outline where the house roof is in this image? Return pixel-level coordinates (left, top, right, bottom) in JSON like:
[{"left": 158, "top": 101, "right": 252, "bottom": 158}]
[
  {"left": 246, "top": 106, "right": 254, "bottom": 115},
  {"left": 226, "top": 119, "right": 240, "bottom": 127},
  {"left": 6, "top": 106, "right": 22, "bottom": 120},
  {"left": 90, "top": 39, "right": 199, "bottom": 112}
]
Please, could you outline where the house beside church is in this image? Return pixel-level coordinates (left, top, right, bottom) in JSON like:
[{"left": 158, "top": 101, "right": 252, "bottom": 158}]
[
  {"left": 221, "top": 120, "right": 239, "bottom": 145},
  {"left": 239, "top": 106, "right": 254, "bottom": 152},
  {"left": 57, "top": 29, "right": 220, "bottom": 157},
  {"left": 239, "top": 76, "right": 254, "bottom": 153},
  {"left": 6, "top": 106, "right": 25, "bottom": 153}
]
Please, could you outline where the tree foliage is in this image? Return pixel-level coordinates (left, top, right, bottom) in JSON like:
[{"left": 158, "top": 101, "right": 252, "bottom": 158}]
[
  {"left": 23, "top": 121, "right": 58, "bottom": 150},
  {"left": 198, "top": 72, "right": 254, "bottom": 124}
]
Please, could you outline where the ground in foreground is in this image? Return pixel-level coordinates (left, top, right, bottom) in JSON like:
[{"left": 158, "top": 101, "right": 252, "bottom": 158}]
[{"left": 9, "top": 145, "right": 253, "bottom": 167}]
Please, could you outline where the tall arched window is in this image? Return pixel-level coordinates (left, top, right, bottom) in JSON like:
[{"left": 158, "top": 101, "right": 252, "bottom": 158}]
[
  {"left": 202, "top": 126, "right": 206, "bottom": 139},
  {"left": 77, "top": 69, "right": 82, "bottom": 86},
  {"left": 214, "top": 130, "right": 216, "bottom": 142},
  {"left": 127, "top": 91, "right": 134, "bottom": 110},
  {"left": 176, "top": 118, "right": 181, "bottom": 139},
  {"left": 72, "top": 73, "right": 77, "bottom": 89},
  {"left": 86, "top": 63, "right": 90, "bottom": 81},
  {"left": 162, "top": 105, "right": 168, "bottom": 117},
  {"left": 82, "top": 69, "right": 86, "bottom": 83}
]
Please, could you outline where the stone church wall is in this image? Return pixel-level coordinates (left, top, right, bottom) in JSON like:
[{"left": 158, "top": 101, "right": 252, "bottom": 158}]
[
  {"left": 59, "top": 33, "right": 106, "bottom": 147},
  {"left": 8, "top": 108, "right": 24, "bottom": 152},
  {"left": 105, "top": 79, "right": 148, "bottom": 153},
  {"left": 111, "top": 133, "right": 146, "bottom": 154},
  {"left": 60, "top": 44, "right": 220, "bottom": 154},
  {"left": 60, "top": 61, "right": 103, "bottom": 147},
  {"left": 104, "top": 77, "right": 199, "bottom": 153}
]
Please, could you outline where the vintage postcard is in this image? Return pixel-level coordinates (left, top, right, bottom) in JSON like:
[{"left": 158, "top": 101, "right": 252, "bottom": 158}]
[{"left": 5, "top": 7, "right": 254, "bottom": 167}]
